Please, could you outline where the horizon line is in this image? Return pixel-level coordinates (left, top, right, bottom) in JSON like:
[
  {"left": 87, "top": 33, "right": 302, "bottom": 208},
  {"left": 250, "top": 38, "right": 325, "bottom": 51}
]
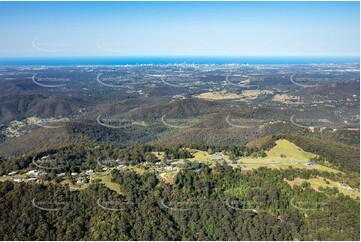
[{"left": 0, "top": 55, "right": 360, "bottom": 58}]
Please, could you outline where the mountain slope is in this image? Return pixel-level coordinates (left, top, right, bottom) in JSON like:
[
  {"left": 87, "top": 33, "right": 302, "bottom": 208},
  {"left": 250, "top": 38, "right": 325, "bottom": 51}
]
[{"left": 0, "top": 94, "right": 82, "bottom": 123}]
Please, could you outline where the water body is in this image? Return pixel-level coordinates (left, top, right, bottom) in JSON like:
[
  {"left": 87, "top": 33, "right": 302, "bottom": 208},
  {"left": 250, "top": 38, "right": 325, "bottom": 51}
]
[{"left": 0, "top": 56, "right": 359, "bottom": 66}]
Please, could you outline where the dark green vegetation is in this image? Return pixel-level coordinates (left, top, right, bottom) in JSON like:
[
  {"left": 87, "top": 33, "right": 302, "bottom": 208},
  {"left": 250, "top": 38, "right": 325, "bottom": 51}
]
[{"left": 0, "top": 165, "right": 359, "bottom": 240}]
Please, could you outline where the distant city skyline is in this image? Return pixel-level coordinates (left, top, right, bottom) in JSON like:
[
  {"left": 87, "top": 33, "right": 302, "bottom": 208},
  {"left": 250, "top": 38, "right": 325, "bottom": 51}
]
[{"left": 0, "top": 1, "right": 359, "bottom": 57}]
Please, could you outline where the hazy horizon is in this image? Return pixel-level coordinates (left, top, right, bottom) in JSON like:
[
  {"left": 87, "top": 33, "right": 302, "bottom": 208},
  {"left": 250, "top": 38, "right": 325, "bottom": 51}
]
[{"left": 0, "top": 55, "right": 359, "bottom": 66}]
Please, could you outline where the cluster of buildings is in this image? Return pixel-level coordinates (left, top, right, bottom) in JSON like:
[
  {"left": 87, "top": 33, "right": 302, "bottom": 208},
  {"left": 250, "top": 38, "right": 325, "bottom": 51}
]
[
  {"left": 6, "top": 169, "right": 45, "bottom": 183},
  {"left": 152, "top": 159, "right": 180, "bottom": 173}
]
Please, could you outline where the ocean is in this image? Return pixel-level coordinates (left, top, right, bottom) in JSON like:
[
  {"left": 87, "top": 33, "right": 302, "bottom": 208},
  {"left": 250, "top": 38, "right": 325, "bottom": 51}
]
[{"left": 0, "top": 56, "right": 359, "bottom": 66}]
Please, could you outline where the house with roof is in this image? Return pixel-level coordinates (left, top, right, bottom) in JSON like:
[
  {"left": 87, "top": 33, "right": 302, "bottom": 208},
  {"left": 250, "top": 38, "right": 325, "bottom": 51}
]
[
  {"left": 341, "top": 184, "right": 352, "bottom": 190},
  {"left": 8, "top": 171, "right": 18, "bottom": 176},
  {"left": 307, "top": 161, "right": 317, "bottom": 166},
  {"left": 210, "top": 152, "right": 224, "bottom": 161},
  {"left": 27, "top": 170, "right": 39, "bottom": 176}
]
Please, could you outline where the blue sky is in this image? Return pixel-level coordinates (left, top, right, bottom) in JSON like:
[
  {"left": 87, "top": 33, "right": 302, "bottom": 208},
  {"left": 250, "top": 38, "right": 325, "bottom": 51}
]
[{"left": 0, "top": 1, "right": 359, "bottom": 57}]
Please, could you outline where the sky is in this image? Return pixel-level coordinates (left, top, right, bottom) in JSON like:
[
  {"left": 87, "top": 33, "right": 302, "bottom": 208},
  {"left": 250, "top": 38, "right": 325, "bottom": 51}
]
[{"left": 0, "top": 1, "right": 359, "bottom": 57}]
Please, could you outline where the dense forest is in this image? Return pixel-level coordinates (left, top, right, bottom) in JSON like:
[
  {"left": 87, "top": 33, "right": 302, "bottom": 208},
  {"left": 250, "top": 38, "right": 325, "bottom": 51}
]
[{"left": 0, "top": 164, "right": 359, "bottom": 240}]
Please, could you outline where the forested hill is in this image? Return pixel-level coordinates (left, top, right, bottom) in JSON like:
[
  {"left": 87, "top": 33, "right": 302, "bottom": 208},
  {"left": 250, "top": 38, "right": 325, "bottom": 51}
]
[
  {"left": 0, "top": 94, "right": 82, "bottom": 123},
  {"left": 0, "top": 166, "right": 359, "bottom": 240}
]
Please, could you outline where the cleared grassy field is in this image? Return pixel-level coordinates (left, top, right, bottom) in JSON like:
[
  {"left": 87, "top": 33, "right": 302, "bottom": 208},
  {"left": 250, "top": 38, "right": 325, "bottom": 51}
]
[
  {"left": 152, "top": 151, "right": 165, "bottom": 159},
  {"left": 237, "top": 140, "right": 340, "bottom": 173},
  {"left": 239, "top": 90, "right": 272, "bottom": 100},
  {"left": 159, "top": 171, "right": 178, "bottom": 184},
  {"left": 184, "top": 140, "right": 340, "bottom": 173},
  {"left": 90, "top": 171, "right": 122, "bottom": 194},
  {"left": 267, "top": 139, "right": 313, "bottom": 160},
  {"left": 193, "top": 92, "right": 242, "bottom": 100},
  {"left": 61, "top": 179, "right": 88, "bottom": 191},
  {"left": 59, "top": 171, "right": 121, "bottom": 194},
  {"left": 286, "top": 177, "right": 359, "bottom": 199},
  {"left": 188, "top": 150, "right": 214, "bottom": 163}
]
